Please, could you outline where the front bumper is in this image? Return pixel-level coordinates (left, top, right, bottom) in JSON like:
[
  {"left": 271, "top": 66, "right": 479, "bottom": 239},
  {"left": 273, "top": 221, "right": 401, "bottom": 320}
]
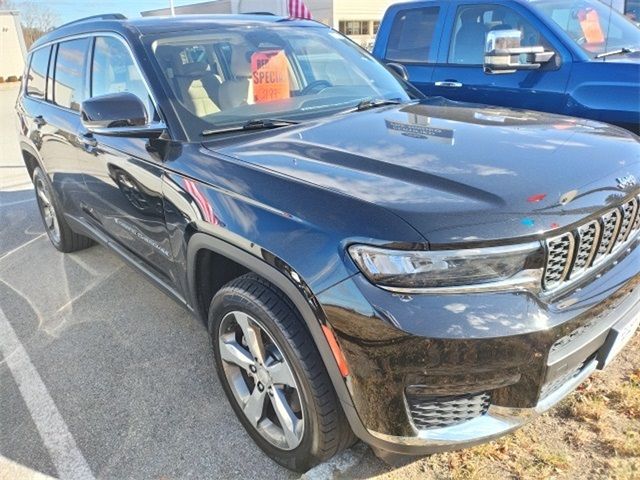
[{"left": 317, "top": 236, "right": 640, "bottom": 455}]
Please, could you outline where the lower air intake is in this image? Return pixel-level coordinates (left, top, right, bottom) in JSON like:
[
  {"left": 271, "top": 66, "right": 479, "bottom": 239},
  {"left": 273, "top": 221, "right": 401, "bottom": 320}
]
[{"left": 407, "top": 392, "right": 491, "bottom": 430}]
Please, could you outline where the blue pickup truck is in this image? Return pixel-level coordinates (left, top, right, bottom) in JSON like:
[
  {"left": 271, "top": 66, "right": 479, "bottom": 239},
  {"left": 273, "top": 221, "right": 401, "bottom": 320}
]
[{"left": 372, "top": 0, "right": 640, "bottom": 132}]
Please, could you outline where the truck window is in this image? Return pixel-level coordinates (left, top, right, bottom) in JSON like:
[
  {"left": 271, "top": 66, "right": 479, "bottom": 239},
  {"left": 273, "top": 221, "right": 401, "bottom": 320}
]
[
  {"left": 531, "top": 0, "right": 640, "bottom": 57},
  {"left": 26, "top": 47, "right": 51, "bottom": 99},
  {"left": 449, "top": 5, "right": 551, "bottom": 64},
  {"left": 53, "top": 38, "right": 90, "bottom": 112},
  {"left": 385, "top": 7, "right": 441, "bottom": 63}
]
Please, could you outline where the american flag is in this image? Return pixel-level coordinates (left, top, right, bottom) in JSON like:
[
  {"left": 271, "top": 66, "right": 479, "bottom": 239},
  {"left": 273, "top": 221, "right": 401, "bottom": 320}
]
[{"left": 288, "top": 0, "right": 312, "bottom": 19}]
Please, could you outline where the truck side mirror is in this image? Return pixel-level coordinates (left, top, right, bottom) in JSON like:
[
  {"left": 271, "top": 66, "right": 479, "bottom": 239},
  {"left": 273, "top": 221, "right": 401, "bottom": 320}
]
[
  {"left": 386, "top": 62, "right": 409, "bottom": 81},
  {"left": 483, "top": 29, "right": 555, "bottom": 74}
]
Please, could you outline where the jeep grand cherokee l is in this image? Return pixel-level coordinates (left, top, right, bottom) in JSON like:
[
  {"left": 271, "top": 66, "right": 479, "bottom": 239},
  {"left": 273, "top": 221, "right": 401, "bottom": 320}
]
[{"left": 16, "top": 13, "right": 640, "bottom": 472}]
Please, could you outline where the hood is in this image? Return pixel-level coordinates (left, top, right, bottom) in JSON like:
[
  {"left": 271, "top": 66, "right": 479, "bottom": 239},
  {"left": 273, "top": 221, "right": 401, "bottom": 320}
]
[{"left": 206, "top": 98, "right": 640, "bottom": 245}]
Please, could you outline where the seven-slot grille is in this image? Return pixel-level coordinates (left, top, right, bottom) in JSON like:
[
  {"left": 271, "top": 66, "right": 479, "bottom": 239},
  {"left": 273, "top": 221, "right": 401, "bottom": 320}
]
[
  {"left": 543, "top": 195, "right": 640, "bottom": 291},
  {"left": 407, "top": 393, "right": 491, "bottom": 430}
]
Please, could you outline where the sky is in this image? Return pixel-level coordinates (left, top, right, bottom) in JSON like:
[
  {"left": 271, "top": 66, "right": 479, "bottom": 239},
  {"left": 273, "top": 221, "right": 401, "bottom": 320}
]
[{"left": 21, "top": 0, "right": 203, "bottom": 26}]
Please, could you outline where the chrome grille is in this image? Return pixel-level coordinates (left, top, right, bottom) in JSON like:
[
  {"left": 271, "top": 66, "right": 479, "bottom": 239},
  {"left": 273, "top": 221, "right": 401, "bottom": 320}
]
[
  {"left": 543, "top": 195, "right": 640, "bottom": 292},
  {"left": 570, "top": 221, "right": 599, "bottom": 277},
  {"left": 543, "top": 233, "right": 574, "bottom": 289},
  {"left": 614, "top": 199, "right": 638, "bottom": 248},
  {"left": 595, "top": 209, "right": 621, "bottom": 261},
  {"left": 407, "top": 393, "right": 491, "bottom": 430}
]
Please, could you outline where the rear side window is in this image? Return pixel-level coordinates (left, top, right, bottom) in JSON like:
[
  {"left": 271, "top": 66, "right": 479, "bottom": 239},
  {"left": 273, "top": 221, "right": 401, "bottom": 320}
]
[
  {"left": 26, "top": 47, "right": 50, "bottom": 99},
  {"left": 53, "top": 38, "right": 90, "bottom": 112},
  {"left": 385, "top": 7, "right": 441, "bottom": 63}
]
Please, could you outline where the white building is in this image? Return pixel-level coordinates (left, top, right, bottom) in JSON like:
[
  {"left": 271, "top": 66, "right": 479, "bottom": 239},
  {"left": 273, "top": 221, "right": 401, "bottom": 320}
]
[
  {"left": 141, "top": 0, "right": 396, "bottom": 48},
  {"left": 0, "top": 11, "right": 26, "bottom": 79}
]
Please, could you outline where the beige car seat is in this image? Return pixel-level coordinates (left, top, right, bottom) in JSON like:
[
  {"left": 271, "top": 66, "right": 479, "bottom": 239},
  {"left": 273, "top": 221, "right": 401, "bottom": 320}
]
[
  {"left": 172, "top": 61, "right": 222, "bottom": 117},
  {"left": 218, "top": 47, "right": 254, "bottom": 110}
]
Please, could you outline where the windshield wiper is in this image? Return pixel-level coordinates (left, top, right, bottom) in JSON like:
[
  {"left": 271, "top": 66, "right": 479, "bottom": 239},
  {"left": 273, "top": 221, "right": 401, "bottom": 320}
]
[
  {"left": 344, "top": 98, "right": 403, "bottom": 114},
  {"left": 201, "top": 118, "right": 299, "bottom": 136},
  {"left": 595, "top": 47, "right": 638, "bottom": 59}
]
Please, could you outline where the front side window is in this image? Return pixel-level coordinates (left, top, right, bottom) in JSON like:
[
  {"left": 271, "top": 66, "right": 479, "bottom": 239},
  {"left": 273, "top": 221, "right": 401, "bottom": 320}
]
[
  {"left": 26, "top": 47, "right": 50, "bottom": 99},
  {"left": 91, "top": 36, "right": 155, "bottom": 119},
  {"left": 149, "top": 25, "right": 410, "bottom": 136},
  {"left": 53, "top": 38, "right": 90, "bottom": 112},
  {"left": 529, "top": 0, "right": 640, "bottom": 57},
  {"left": 449, "top": 5, "right": 551, "bottom": 64},
  {"left": 384, "top": 7, "right": 441, "bottom": 63}
]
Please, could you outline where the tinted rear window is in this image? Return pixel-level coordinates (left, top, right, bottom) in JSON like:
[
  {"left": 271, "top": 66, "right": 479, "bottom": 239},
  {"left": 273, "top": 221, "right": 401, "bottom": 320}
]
[
  {"left": 385, "top": 7, "right": 440, "bottom": 63},
  {"left": 26, "top": 47, "right": 50, "bottom": 99},
  {"left": 53, "top": 38, "right": 90, "bottom": 112}
]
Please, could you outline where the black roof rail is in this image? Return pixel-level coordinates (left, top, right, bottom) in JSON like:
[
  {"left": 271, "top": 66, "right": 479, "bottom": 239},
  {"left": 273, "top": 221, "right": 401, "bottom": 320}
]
[{"left": 57, "top": 13, "right": 126, "bottom": 29}]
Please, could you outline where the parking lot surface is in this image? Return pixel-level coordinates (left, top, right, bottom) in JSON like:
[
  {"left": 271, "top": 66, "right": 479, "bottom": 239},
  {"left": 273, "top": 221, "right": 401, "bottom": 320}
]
[{"left": 0, "top": 83, "right": 309, "bottom": 479}]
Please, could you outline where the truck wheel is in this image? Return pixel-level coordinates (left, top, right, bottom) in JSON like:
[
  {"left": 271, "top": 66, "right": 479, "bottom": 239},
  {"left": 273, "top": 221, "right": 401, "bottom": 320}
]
[
  {"left": 208, "top": 273, "right": 355, "bottom": 472},
  {"left": 32, "top": 167, "right": 93, "bottom": 253}
]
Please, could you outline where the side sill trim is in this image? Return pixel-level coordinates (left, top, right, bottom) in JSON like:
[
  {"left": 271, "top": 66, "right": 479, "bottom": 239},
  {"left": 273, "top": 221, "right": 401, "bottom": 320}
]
[{"left": 65, "top": 214, "right": 189, "bottom": 308}]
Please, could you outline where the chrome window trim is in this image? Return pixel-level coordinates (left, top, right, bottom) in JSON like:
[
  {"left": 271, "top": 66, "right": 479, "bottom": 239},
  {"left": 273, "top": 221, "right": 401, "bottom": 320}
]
[{"left": 27, "top": 32, "right": 163, "bottom": 126}]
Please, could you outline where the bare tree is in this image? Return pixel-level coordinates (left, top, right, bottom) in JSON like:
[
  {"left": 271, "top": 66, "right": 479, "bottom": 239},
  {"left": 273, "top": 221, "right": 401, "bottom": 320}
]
[{"left": 17, "top": 1, "right": 58, "bottom": 48}]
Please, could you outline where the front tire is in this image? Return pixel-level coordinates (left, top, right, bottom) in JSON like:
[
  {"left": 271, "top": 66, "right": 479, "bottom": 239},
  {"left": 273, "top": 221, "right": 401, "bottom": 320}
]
[
  {"left": 208, "top": 274, "right": 355, "bottom": 472},
  {"left": 32, "top": 167, "right": 93, "bottom": 253}
]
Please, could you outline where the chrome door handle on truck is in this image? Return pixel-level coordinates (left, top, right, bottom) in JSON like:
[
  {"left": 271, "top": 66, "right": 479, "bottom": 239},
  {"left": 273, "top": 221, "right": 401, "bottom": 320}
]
[{"left": 435, "top": 81, "right": 463, "bottom": 88}]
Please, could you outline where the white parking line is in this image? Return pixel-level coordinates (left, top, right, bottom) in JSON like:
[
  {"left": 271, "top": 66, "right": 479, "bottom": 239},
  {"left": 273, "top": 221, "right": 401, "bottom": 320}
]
[
  {"left": 0, "top": 197, "right": 35, "bottom": 208},
  {"left": 0, "top": 234, "right": 46, "bottom": 263},
  {"left": 0, "top": 306, "right": 95, "bottom": 480}
]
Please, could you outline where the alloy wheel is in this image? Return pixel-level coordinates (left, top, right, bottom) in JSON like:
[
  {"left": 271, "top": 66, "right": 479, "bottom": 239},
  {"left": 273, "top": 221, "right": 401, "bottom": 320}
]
[
  {"left": 35, "top": 177, "right": 61, "bottom": 244},
  {"left": 218, "top": 311, "right": 304, "bottom": 450}
]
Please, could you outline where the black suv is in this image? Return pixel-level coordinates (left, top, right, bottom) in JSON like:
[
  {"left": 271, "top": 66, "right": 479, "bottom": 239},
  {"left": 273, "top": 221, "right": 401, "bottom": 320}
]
[{"left": 16, "top": 13, "right": 640, "bottom": 472}]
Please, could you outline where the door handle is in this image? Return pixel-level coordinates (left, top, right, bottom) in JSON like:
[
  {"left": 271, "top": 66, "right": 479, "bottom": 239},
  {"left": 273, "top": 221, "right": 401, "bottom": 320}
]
[
  {"left": 76, "top": 133, "right": 98, "bottom": 148},
  {"left": 34, "top": 115, "right": 46, "bottom": 127},
  {"left": 434, "top": 81, "right": 463, "bottom": 88}
]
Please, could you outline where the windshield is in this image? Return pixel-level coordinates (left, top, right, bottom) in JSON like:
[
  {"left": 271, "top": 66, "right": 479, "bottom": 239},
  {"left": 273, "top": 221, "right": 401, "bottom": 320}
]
[
  {"left": 149, "top": 24, "right": 411, "bottom": 136},
  {"left": 530, "top": 0, "right": 640, "bottom": 57}
]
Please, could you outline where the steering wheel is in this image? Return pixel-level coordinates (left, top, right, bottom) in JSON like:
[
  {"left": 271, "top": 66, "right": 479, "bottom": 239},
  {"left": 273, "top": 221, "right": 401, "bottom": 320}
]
[{"left": 299, "top": 80, "right": 333, "bottom": 96}]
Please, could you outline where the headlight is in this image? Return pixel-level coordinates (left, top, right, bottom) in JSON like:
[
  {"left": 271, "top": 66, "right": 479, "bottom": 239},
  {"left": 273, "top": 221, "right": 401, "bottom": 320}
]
[{"left": 348, "top": 242, "right": 543, "bottom": 293}]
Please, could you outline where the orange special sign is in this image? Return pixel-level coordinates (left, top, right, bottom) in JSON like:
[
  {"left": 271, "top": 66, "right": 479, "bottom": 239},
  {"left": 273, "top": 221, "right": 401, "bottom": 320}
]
[
  {"left": 251, "top": 50, "right": 291, "bottom": 103},
  {"left": 578, "top": 9, "right": 605, "bottom": 44}
]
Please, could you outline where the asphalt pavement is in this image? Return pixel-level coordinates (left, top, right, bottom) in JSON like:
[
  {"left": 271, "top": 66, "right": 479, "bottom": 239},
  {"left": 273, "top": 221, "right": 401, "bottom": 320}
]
[{"left": 0, "top": 83, "right": 347, "bottom": 480}]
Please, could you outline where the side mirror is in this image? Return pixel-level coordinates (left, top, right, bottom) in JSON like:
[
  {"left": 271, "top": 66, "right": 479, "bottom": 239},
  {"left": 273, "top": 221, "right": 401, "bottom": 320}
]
[
  {"left": 483, "top": 29, "right": 555, "bottom": 74},
  {"left": 386, "top": 62, "right": 409, "bottom": 81},
  {"left": 81, "top": 92, "right": 164, "bottom": 137}
]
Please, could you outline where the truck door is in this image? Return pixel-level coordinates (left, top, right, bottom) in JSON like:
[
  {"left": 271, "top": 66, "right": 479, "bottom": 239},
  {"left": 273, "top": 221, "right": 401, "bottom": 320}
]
[
  {"left": 373, "top": 2, "right": 449, "bottom": 95},
  {"left": 431, "top": 1, "right": 572, "bottom": 113}
]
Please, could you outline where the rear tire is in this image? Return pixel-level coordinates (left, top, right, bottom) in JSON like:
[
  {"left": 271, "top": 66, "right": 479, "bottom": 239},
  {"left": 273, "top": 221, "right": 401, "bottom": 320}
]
[
  {"left": 208, "top": 273, "right": 355, "bottom": 472},
  {"left": 32, "top": 167, "right": 93, "bottom": 253}
]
